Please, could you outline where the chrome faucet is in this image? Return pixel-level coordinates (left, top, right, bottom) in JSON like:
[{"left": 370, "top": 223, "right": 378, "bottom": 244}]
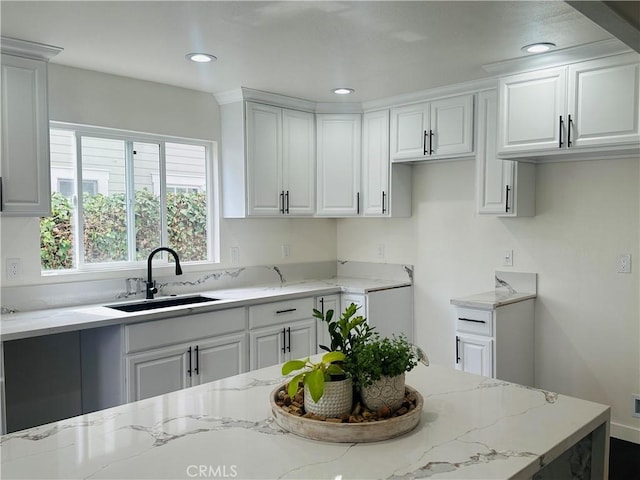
[{"left": 146, "top": 247, "right": 183, "bottom": 299}]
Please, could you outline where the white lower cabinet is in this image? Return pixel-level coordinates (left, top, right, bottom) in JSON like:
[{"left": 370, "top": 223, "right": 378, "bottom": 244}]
[
  {"left": 249, "top": 297, "right": 317, "bottom": 370},
  {"left": 455, "top": 334, "right": 492, "bottom": 377},
  {"left": 124, "top": 308, "right": 248, "bottom": 402},
  {"left": 453, "top": 300, "right": 534, "bottom": 386}
]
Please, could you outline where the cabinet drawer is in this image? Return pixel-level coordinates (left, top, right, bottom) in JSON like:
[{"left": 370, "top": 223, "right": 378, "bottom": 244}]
[
  {"left": 125, "top": 307, "right": 246, "bottom": 353},
  {"left": 455, "top": 307, "right": 493, "bottom": 336},
  {"left": 249, "top": 297, "right": 314, "bottom": 329}
]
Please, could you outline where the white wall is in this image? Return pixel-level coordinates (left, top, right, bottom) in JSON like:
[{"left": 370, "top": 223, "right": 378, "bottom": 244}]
[
  {"left": 0, "top": 65, "right": 336, "bottom": 287},
  {"left": 338, "top": 157, "right": 640, "bottom": 442}
]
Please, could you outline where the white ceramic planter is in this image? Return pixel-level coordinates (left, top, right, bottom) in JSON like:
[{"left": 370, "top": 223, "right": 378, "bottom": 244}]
[
  {"left": 304, "top": 377, "right": 353, "bottom": 417},
  {"left": 360, "top": 373, "right": 406, "bottom": 412}
]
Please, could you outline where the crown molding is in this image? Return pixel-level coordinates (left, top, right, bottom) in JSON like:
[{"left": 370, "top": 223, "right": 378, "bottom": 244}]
[
  {"left": 1, "top": 37, "right": 62, "bottom": 61},
  {"left": 214, "top": 87, "right": 317, "bottom": 112},
  {"left": 361, "top": 77, "right": 497, "bottom": 111},
  {"left": 482, "top": 38, "right": 635, "bottom": 76}
]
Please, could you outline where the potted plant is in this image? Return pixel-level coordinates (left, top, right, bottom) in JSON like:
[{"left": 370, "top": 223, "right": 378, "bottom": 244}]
[
  {"left": 281, "top": 351, "right": 353, "bottom": 417},
  {"left": 346, "top": 333, "right": 418, "bottom": 412}
]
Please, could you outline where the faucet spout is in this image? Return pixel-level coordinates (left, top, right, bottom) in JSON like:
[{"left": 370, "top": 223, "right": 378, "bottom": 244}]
[{"left": 146, "top": 247, "right": 182, "bottom": 299}]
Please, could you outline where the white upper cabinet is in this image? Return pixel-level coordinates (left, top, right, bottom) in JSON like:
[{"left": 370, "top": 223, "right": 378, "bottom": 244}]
[
  {"left": 362, "top": 110, "right": 411, "bottom": 217},
  {"left": 497, "top": 53, "right": 640, "bottom": 159},
  {"left": 567, "top": 55, "right": 640, "bottom": 148},
  {"left": 390, "top": 94, "right": 474, "bottom": 162},
  {"left": 1, "top": 38, "right": 61, "bottom": 216},
  {"left": 316, "top": 113, "right": 362, "bottom": 216},
  {"left": 476, "top": 90, "right": 535, "bottom": 217},
  {"left": 245, "top": 101, "right": 314, "bottom": 216}
]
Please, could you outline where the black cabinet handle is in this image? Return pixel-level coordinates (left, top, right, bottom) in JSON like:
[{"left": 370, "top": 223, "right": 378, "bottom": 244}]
[
  {"left": 276, "top": 308, "right": 297, "bottom": 314},
  {"left": 194, "top": 345, "right": 199, "bottom": 375},
  {"left": 187, "top": 346, "right": 192, "bottom": 376},
  {"left": 279, "top": 191, "right": 285, "bottom": 214},
  {"left": 356, "top": 192, "right": 360, "bottom": 215},
  {"left": 456, "top": 336, "right": 460, "bottom": 364},
  {"left": 285, "top": 190, "right": 290, "bottom": 214},
  {"left": 458, "top": 317, "right": 487, "bottom": 324},
  {"left": 287, "top": 327, "right": 291, "bottom": 352},
  {"left": 382, "top": 191, "right": 387, "bottom": 214},
  {"left": 505, "top": 185, "right": 511, "bottom": 213},
  {"left": 423, "top": 130, "right": 428, "bottom": 155},
  {"left": 567, "top": 114, "right": 572, "bottom": 147},
  {"left": 320, "top": 298, "right": 324, "bottom": 315},
  {"left": 429, "top": 129, "right": 434, "bottom": 155},
  {"left": 559, "top": 115, "right": 564, "bottom": 148},
  {"left": 281, "top": 328, "right": 286, "bottom": 354},
  {"left": 0, "top": 176, "right": 3, "bottom": 211}
]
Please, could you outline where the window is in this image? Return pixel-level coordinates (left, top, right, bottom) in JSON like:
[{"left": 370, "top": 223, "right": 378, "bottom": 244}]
[{"left": 41, "top": 123, "right": 216, "bottom": 272}]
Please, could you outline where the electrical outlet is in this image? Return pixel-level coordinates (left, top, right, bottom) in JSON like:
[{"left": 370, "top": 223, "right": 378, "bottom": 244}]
[
  {"left": 6, "top": 258, "right": 21, "bottom": 279},
  {"left": 618, "top": 253, "right": 631, "bottom": 273},
  {"left": 376, "top": 244, "right": 385, "bottom": 259},
  {"left": 281, "top": 244, "right": 290, "bottom": 259},
  {"left": 502, "top": 249, "right": 513, "bottom": 267},
  {"left": 230, "top": 247, "right": 240, "bottom": 265}
]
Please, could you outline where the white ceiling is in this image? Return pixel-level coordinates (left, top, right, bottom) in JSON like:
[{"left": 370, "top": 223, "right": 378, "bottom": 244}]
[{"left": 0, "top": 1, "right": 624, "bottom": 103}]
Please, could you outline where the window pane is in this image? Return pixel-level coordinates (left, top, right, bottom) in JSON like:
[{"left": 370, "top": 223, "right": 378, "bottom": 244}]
[
  {"left": 81, "top": 136, "right": 128, "bottom": 264},
  {"left": 133, "top": 142, "right": 161, "bottom": 260},
  {"left": 165, "top": 143, "right": 208, "bottom": 262},
  {"left": 41, "top": 129, "right": 76, "bottom": 270}
]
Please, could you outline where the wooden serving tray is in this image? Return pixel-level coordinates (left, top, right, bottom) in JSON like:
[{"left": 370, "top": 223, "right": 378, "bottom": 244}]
[{"left": 270, "top": 383, "right": 423, "bottom": 443}]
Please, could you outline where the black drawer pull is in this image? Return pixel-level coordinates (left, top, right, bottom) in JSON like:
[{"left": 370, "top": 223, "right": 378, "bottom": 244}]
[
  {"left": 287, "top": 327, "right": 291, "bottom": 352},
  {"left": 276, "top": 308, "right": 297, "bottom": 314},
  {"left": 458, "top": 317, "right": 486, "bottom": 324},
  {"left": 456, "top": 336, "right": 460, "bottom": 363},
  {"left": 281, "top": 328, "right": 286, "bottom": 354},
  {"left": 187, "top": 346, "right": 192, "bottom": 376},
  {"left": 194, "top": 345, "right": 199, "bottom": 375}
]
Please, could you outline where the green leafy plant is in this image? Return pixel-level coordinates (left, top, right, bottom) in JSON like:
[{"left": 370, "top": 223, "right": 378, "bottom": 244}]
[
  {"left": 40, "top": 189, "right": 208, "bottom": 270},
  {"left": 314, "top": 303, "right": 375, "bottom": 356},
  {"left": 346, "top": 334, "right": 418, "bottom": 389},
  {"left": 281, "top": 351, "right": 346, "bottom": 402}
]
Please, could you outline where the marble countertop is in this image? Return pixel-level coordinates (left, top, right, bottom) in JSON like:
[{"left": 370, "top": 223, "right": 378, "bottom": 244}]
[
  {"left": 0, "top": 360, "right": 609, "bottom": 479},
  {"left": 0, "top": 277, "right": 410, "bottom": 341},
  {"left": 450, "top": 290, "right": 537, "bottom": 310}
]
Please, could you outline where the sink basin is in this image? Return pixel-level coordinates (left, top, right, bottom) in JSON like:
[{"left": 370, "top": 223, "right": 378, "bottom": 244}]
[{"left": 106, "top": 295, "right": 220, "bottom": 312}]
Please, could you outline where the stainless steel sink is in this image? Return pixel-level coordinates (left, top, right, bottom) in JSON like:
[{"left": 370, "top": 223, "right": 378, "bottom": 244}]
[{"left": 106, "top": 295, "right": 220, "bottom": 312}]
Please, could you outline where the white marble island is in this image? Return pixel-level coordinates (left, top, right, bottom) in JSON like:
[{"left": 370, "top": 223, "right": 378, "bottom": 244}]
[{"left": 1, "top": 360, "right": 609, "bottom": 479}]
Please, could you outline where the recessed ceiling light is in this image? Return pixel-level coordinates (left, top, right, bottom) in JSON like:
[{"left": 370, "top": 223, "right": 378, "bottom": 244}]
[
  {"left": 186, "top": 53, "right": 217, "bottom": 63},
  {"left": 333, "top": 88, "right": 355, "bottom": 95},
  {"left": 521, "top": 42, "right": 556, "bottom": 54}
]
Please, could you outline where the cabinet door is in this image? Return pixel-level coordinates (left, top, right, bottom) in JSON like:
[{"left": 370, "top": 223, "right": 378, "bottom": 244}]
[
  {"left": 568, "top": 55, "right": 640, "bottom": 148},
  {"left": 430, "top": 95, "right": 474, "bottom": 158},
  {"left": 362, "top": 110, "right": 390, "bottom": 216},
  {"left": 125, "top": 344, "right": 190, "bottom": 402},
  {"left": 316, "top": 114, "right": 362, "bottom": 216},
  {"left": 192, "top": 333, "right": 248, "bottom": 385},
  {"left": 456, "top": 335, "right": 492, "bottom": 377},
  {"left": 286, "top": 318, "right": 317, "bottom": 361},
  {"left": 497, "top": 67, "right": 566, "bottom": 154},
  {"left": 282, "top": 108, "right": 315, "bottom": 215},
  {"left": 316, "top": 295, "right": 340, "bottom": 351},
  {"left": 341, "top": 293, "right": 366, "bottom": 318},
  {"left": 246, "top": 102, "right": 283, "bottom": 216},
  {"left": 390, "top": 103, "right": 430, "bottom": 161},
  {"left": 249, "top": 324, "right": 286, "bottom": 370},
  {"left": 0, "top": 55, "right": 51, "bottom": 216}
]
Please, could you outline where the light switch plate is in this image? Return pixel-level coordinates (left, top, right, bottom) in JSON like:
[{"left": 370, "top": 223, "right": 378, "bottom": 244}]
[
  {"left": 502, "top": 250, "right": 513, "bottom": 267},
  {"left": 618, "top": 253, "right": 631, "bottom": 273}
]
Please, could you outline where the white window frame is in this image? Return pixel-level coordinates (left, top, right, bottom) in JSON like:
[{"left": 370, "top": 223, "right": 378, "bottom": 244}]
[{"left": 44, "top": 121, "right": 220, "bottom": 275}]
